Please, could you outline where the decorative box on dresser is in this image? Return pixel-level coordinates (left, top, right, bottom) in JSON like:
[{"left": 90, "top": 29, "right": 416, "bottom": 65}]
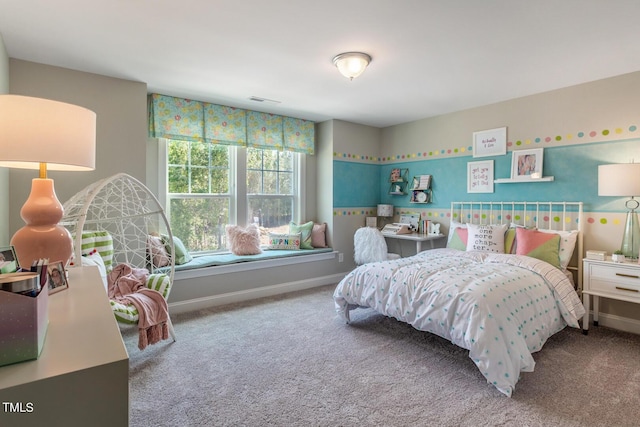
[
  {"left": 0, "top": 267, "right": 129, "bottom": 426},
  {"left": 582, "top": 258, "right": 640, "bottom": 335}
]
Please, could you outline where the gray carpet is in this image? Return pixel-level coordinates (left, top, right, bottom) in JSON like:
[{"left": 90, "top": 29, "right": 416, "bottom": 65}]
[{"left": 123, "top": 284, "right": 640, "bottom": 427}]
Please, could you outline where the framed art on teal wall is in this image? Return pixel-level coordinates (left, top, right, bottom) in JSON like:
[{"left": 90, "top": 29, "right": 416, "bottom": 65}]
[{"left": 467, "top": 160, "right": 494, "bottom": 193}]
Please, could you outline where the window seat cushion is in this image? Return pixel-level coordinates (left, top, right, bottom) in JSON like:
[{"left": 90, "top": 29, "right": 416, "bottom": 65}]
[{"left": 171, "top": 247, "right": 333, "bottom": 272}]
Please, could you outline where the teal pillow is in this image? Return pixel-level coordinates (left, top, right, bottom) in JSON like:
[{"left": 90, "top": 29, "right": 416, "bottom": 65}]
[
  {"left": 289, "top": 221, "right": 314, "bottom": 249},
  {"left": 162, "top": 234, "right": 193, "bottom": 265}
]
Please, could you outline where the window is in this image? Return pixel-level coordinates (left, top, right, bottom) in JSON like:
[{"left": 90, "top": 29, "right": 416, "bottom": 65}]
[
  {"left": 247, "top": 147, "right": 295, "bottom": 241},
  {"left": 163, "top": 140, "right": 300, "bottom": 253}
]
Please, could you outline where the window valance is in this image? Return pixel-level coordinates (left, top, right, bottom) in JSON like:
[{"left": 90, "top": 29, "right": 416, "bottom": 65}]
[{"left": 148, "top": 93, "right": 314, "bottom": 154}]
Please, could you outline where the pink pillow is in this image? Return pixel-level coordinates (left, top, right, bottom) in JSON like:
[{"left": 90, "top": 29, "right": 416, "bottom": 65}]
[
  {"left": 311, "top": 223, "right": 327, "bottom": 248},
  {"left": 226, "top": 224, "right": 262, "bottom": 255},
  {"left": 515, "top": 227, "right": 561, "bottom": 268},
  {"left": 147, "top": 235, "right": 170, "bottom": 267}
]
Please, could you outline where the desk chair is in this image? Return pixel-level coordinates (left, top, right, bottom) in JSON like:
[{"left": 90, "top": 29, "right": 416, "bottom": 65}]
[{"left": 353, "top": 227, "right": 401, "bottom": 265}]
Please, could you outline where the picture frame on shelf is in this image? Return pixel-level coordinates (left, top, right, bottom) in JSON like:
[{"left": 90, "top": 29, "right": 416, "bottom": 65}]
[
  {"left": 389, "top": 168, "right": 401, "bottom": 182},
  {"left": 467, "top": 160, "right": 494, "bottom": 193},
  {"left": 0, "top": 246, "right": 18, "bottom": 274},
  {"left": 47, "top": 261, "right": 69, "bottom": 294},
  {"left": 510, "top": 148, "right": 544, "bottom": 180},
  {"left": 472, "top": 127, "right": 507, "bottom": 158}
]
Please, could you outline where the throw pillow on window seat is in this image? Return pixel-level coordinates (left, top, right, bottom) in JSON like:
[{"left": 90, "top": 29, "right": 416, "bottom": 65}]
[
  {"left": 311, "top": 222, "right": 328, "bottom": 248},
  {"left": 226, "top": 224, "right": 262, "bottom": 256},
  {"left": 161, "top": 234, "right": 193, "bottom": 265},
  {"left": 289, "top": 221, "right": 314, "bottom": 249},
  {"left": 268, "top": 232, "right": 301, "bottom": 250},
  {"left": 147, "top": 234, "right": 171, "bottom": 267}
]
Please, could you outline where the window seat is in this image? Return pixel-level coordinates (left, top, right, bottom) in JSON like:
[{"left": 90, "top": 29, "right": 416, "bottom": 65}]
[{"left": 175, "top": 248, "right": 333, "bottom": 276}]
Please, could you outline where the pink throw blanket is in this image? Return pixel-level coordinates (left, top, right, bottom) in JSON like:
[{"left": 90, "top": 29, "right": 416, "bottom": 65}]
[{"left": 108, "top": 264, "right": 169, "bottom": 350}]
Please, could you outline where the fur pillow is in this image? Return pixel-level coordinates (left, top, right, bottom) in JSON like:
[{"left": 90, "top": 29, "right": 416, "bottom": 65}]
[{"left": 226, "top": 224, "right": 262, "bottom": 255}]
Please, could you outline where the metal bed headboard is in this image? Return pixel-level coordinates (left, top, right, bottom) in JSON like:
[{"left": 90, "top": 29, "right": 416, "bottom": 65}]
[{"left": 450, "top": 201, "right": 584, "bottom": 290}]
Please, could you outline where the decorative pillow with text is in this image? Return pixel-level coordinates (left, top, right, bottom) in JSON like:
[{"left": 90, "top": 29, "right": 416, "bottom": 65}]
[
  {"left": 465, "top": 223, "right": 508, "bottom": 253},
  {"left": 268, "top": 233, "right": 301, "bottom": 250}
]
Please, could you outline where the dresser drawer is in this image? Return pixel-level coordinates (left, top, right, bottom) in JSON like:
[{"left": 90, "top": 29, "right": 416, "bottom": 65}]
[{"left": 587, "top": 263, "right": 640, "bottom": 299}]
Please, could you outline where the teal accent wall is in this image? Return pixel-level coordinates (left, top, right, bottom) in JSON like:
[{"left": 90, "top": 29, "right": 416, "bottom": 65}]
[
  {"left": 335, "top": 139, "right": 640, "bottom": 212},
  {"left": 333, "top": 160, "right": 380, "bottom": 207}
]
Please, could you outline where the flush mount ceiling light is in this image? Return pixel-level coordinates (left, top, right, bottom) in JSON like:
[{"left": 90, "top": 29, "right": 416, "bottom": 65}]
[{"left": 332, "top": 52, "right": 372, "bottom": 80}]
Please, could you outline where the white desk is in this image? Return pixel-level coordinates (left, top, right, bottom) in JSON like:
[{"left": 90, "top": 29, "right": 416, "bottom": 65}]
[
  {"left": 383, "top": 232, "right": 445, "bottom": 254},
  {"left": 0, "top": 267, "right": 129, "bottom": 426}
]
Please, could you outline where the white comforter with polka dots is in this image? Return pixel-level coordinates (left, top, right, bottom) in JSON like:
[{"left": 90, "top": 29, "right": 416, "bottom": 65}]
[{"left": 333, "top": 248, "right": 585, "bottom": 397}]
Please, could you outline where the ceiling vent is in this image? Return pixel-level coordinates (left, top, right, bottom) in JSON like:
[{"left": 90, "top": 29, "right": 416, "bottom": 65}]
[{"left": 249, "top": 96, "right": 281, "bottom": 104}]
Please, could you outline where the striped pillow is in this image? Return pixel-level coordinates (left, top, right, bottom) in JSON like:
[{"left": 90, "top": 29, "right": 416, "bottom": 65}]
[{"left": 81, "top": 231, "right": 114, "bottom": 272}]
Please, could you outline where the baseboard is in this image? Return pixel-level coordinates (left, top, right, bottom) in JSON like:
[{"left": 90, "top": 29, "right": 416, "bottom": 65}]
[
  {"left": 585, "top": 311, "right": 640, "bottom": 335},
  {"left": 168, "top": 273, "right": 346, "bottom": 314}
]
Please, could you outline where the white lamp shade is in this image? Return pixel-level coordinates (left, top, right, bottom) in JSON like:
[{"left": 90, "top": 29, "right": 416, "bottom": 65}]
[
  {"left": 377, "top": 204, "right": 394, "bottom": 217},
  {"left": 0, "top": 95, "right": 96, "bottom": 171},
  {"left": 333, "top": 52, "right": 371, "bottom": 80},
  {"left": 598, "top": 163, "right": 640, "bottom": 196}
]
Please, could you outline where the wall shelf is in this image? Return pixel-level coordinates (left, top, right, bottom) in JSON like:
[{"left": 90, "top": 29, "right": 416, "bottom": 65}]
[
  {"left": 409, "top": 175, "right": 432, "bottom": 203},
  {"left": 494, "top": 176, "right": 554, "bottom": 183},
  {"left": 388, "top": 168, "right": 409, "bottom": 195}
]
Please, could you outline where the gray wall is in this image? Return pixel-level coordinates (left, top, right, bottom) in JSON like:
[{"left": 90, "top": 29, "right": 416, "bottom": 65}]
[
  {"left": 8, "top": 59, "right": 148, "bottom": 237},
  {"left": 8, "top": 60, "right": 349, "bottom": 306},
  {"left": 0, "top": 35, "right": 9, "bottom": 245}
]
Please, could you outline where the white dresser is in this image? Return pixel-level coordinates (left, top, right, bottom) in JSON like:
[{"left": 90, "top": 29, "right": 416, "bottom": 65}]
[{"left": 0, "top": 267, "right": 129, "bottom": 426}]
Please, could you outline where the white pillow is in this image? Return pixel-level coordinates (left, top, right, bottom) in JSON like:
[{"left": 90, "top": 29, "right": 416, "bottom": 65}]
[
  {"left": 538, "top": 229, "right": 578, "bottom": 270},
  {"left": 81, "top": 251, "right": 108, "bottom": 291},
  {"left": 466, "top": 223, "right": 508, "bottom": 253}
]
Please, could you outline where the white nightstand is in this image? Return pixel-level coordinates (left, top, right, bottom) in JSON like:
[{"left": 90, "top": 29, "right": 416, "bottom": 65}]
[{"left": 582, "top": 257, "right": 640, "bottom": 334}]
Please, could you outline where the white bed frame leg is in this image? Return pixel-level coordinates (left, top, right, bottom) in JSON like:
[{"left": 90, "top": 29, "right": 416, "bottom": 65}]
[{"left": 344, "top": 304, "right": 360, "bottom": 324}]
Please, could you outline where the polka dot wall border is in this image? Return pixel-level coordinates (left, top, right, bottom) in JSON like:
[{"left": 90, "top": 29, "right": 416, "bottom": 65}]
[
  {"left": 333, "top": 124, "right": 638, "bottom": 162},
  {"left": 333, "top": 208, "right": 624, "bottom": 227}
]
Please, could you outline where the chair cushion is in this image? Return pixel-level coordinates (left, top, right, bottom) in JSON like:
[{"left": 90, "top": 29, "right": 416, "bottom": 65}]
[{"left": 81, "top": 231, "right": 114, "bottom": 272}]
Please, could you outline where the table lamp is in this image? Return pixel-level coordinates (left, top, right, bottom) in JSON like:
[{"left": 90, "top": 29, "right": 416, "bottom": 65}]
[
  {"left": 598, "top": 163, "right": 640, "bottom": 259},
  {"left": 0, "top": 95, "right": 96, "bottom": 268},
  {"left": 377, "top": 204, "right": 394, "bottom": 229}
]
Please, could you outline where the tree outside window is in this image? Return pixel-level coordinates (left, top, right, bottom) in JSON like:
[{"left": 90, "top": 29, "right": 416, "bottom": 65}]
[{"left": 166, "top": 141, "right": 297, "bottom": 252}]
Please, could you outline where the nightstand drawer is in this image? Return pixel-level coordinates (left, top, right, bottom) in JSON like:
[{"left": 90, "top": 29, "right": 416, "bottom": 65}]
[
  {"left": 589, "top": 263, "right": 640, "bottom": 283},
  {"left": 588, "top": 264, "right": 640, "bottom": 298}
]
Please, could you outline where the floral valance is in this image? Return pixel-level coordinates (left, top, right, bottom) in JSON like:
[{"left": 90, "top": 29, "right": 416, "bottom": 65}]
[{"left": 148, "top": 93, "right": 314, "bottom": 154}]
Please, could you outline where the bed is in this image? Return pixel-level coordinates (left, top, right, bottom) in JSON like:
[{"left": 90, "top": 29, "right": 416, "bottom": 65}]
[{"left": 334, "top": 201, "right": 585, "bottom": 397}]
